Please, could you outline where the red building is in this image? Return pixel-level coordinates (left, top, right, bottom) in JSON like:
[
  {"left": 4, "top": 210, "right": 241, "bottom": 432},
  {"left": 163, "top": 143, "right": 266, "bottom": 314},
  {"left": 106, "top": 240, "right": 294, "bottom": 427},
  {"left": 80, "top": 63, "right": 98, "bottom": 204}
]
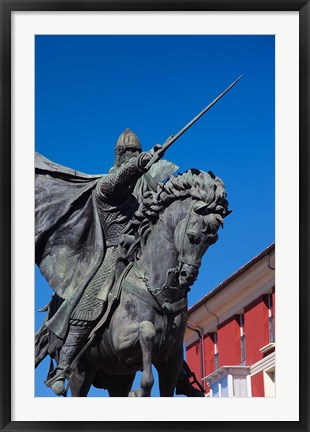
[{"left": 184, "top": 244, "right": 275, "bottom": 397}]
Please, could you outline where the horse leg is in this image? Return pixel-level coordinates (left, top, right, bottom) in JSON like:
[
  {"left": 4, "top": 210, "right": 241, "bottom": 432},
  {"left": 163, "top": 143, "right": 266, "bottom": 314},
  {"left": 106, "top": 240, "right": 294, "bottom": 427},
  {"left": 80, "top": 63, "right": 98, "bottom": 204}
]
[
  {"left": 68, "top": 357, "right": 97, "bottom": 397},
  {"left": 104, "top": 373, "right": 136, "bottom": 397},
  {"left": 155, "top": 347, "right": 183, "bottom": 397},
  {"left": 129, "top": 320, "right": 155, "bottom": 397}
]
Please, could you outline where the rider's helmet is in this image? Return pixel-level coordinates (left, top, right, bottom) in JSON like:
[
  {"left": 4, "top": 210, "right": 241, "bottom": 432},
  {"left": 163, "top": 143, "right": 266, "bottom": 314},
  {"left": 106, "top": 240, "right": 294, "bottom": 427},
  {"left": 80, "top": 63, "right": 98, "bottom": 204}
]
[
  {"left": 113, "top": 129, "right": 142, "bottom": 168},
  {"left": 115, "top": 128, "right": 142, "bottom": 153}
]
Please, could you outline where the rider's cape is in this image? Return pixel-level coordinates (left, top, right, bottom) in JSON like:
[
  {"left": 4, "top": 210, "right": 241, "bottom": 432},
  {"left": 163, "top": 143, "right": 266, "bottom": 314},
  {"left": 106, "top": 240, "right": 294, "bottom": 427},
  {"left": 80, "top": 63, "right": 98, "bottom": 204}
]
[
  {"left": 35, "top": 152, "right": 178, "bottom": 339},
  {"left": 35, "top": 152, "right": 104, "bottom": 338}
]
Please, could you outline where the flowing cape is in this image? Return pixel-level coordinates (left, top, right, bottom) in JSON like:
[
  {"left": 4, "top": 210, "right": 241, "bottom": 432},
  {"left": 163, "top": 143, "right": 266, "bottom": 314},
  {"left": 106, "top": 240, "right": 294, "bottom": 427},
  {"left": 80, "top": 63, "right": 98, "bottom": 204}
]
[
  {"left": 35, "top": 152, "right": 105, "bottom": 337},
  {"left": 35, "top": 152, "right": 178, "bottom": 338}
]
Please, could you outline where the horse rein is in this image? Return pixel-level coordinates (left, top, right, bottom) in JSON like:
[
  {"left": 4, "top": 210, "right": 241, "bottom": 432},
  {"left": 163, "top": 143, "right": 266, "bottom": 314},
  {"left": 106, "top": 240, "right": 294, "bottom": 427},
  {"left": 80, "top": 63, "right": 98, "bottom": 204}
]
[{"left": 177, "top": 200, "right": 202, "bottom": 270}]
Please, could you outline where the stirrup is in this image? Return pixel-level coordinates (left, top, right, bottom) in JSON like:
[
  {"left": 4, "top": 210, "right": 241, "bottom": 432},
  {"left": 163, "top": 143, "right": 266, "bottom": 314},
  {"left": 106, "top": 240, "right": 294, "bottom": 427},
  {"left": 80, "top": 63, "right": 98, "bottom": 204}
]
[
  {"left": 46, "top": 366, "right": 69, "bottom": 397},
  {"left": 45, "top": 364, "right": 70, "bottom": 388},
  {"left": 45, "top": 333, "right": 97, "bottom": 390}
]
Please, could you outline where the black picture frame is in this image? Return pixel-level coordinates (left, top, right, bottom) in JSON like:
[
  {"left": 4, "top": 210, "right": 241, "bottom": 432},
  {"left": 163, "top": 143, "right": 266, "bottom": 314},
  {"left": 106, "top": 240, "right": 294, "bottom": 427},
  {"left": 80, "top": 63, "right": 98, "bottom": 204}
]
[{"left": 1, "top": 1, "right": 309, "bottom": 431}]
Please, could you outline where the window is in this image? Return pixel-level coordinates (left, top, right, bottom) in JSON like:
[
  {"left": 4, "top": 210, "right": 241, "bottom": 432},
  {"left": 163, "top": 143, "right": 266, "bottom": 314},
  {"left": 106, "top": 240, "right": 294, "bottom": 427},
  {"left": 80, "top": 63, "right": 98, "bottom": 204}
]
[
  {"left": 221, "top": 375, "right": 228, "bottom": 397},
  {"left": 233, "top": 375, "right": 249, "bottom": 397},
  {"left": 239, "top": 314, "right": 246, "bottom": 364},
  {"left": 211, "top": 376, "right": 228, "bottom": 397},
  {"left": 213, "top": 332, "right": 219, "bottom": 370},
  {"left": 211, "top": 381, "right": 219, "bottom": 397},
  {"left": 267, "top": 294, "right": 275, "bottom": 343}
]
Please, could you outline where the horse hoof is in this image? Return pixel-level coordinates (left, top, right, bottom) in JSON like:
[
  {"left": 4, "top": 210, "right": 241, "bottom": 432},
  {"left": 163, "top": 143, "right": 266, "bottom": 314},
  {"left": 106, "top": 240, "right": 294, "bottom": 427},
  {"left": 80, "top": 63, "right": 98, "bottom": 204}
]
[{"left": 128, "top": 389, "right": 142, "bottom": 397}]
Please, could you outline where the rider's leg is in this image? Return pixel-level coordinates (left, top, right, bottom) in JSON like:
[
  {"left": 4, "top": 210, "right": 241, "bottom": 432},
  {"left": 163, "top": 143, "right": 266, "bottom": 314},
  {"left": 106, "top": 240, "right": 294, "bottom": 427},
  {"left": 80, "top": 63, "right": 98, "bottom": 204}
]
[
  {"left": 51, "top": 320, "right": 92, "bottom": 396},
  {"left": 51, "top": 253, "right": 115, "bottom": 396}
]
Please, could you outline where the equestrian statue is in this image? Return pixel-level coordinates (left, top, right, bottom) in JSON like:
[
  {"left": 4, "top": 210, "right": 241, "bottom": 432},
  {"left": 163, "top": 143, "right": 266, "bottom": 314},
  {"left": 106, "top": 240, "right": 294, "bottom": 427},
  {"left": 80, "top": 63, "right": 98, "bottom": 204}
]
[{"left": 35, "top": 76, "right": 241, "bottom": 397}]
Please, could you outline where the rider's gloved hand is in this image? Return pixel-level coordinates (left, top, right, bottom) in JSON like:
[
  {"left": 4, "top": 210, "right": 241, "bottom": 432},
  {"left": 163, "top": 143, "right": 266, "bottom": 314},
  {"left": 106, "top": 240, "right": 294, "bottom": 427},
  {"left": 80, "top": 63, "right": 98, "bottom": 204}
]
[
  {"left": 150, "top": 144, "right": 163, "bottom": 156},
  {"left": 139, "top": 144, "right": 163, "bottom": 169},
  {"left": 139, "top": 151, "right": 152, "bottom": 169}
]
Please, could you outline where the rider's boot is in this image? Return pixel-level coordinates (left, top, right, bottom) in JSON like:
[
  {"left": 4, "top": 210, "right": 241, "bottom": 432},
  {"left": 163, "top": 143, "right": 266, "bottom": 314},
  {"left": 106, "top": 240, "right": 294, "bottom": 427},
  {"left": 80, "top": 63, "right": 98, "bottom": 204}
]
[{"left": 51, "top": 321, "right": 91, "bottom": 396}]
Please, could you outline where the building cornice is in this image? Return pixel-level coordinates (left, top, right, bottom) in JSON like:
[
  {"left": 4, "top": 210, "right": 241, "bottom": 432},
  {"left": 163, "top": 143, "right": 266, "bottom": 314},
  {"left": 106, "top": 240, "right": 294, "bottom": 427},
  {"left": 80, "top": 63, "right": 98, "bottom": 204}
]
[
  {"left": 189, "top": 244, "right": 275, "bottom": 313},
  {"left": 250, "top": 351, "right": 275, "bottom": 376},
  {"left": 203, "top": 366, "right": 251, "bottom": 384},
  {"left": 259, "top": 343, "right": 275, "bottom": 355}
]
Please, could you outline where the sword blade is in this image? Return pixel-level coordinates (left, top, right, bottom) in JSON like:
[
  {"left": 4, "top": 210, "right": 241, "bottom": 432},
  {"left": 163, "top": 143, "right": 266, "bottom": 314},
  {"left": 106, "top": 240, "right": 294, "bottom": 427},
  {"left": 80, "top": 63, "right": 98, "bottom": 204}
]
[{"left": 146, "top": 75, "right": 243, "bottom": 169}]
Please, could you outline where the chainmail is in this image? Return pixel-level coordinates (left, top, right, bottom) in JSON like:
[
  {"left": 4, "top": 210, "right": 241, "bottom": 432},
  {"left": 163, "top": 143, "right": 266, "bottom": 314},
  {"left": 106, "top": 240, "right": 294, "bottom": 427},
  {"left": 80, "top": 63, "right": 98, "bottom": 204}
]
[
  {"left": 70, "top": 156, "right": 145, "bottom": 323},
  {"left": 70, "top": 247, "right": 118, "bottom": 323},
  {"left": 94, "top": 156, "right": 143, "bottom": 246},
  {"left": 97, "top": 156, "right": 144, "bottom": 201}
]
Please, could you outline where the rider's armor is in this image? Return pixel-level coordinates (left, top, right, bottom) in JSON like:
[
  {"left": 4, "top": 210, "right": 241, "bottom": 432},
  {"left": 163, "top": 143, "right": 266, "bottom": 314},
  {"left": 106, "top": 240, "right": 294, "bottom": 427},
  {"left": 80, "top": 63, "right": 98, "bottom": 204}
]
[
  {"left": 51, "top": 138, "right": 148, "bottom": 396},
  {"left": 70, "top": 156, "right": 144, "bottom": 322}
]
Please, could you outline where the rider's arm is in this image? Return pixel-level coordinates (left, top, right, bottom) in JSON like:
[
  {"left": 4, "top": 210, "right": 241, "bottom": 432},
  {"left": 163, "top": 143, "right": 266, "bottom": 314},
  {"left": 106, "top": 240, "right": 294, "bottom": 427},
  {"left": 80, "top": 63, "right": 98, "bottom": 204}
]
[{"left": 96, "top": 152, "right": 151, "bottom": 202}]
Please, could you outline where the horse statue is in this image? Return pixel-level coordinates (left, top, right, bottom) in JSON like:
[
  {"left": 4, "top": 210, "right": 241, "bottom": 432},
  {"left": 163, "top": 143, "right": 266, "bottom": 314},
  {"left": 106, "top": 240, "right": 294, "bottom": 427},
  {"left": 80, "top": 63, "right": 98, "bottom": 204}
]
[{"left": 38, "top": 168, "right": 230, "bottom": 397}]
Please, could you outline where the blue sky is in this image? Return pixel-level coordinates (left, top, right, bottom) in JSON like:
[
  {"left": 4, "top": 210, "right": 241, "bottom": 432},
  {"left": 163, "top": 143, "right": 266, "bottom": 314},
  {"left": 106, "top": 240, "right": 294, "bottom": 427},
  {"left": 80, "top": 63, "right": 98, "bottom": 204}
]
[{"left": 35, "top": 35, "right": 275, "bottom": 397}]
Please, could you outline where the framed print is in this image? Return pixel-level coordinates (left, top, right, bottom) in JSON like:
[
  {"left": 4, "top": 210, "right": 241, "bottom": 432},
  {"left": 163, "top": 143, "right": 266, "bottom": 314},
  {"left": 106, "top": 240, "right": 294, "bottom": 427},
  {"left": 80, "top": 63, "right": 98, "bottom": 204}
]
[{"left": 1, "top": 1, "right": 309, "bottom": 431}]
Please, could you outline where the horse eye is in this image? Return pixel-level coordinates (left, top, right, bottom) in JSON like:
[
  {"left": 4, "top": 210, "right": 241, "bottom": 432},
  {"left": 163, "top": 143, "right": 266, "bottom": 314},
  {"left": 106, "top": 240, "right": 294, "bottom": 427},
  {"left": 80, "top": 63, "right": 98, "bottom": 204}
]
[
  {"left": 187, "top": 231, "right": 200, "bottom": 244},
  {"left": 187, "top": 232, "right": 196, "bottom": 243}
]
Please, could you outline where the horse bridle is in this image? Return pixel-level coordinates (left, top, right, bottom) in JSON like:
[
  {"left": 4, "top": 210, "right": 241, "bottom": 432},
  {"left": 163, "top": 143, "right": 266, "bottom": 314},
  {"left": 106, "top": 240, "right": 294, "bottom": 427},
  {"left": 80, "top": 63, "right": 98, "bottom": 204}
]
[
  {"left": 176, "top": 200, "right": 202, "bottom": 270},
  {"left": 146, "top": 200, "right": 201, "bottom": 297}
]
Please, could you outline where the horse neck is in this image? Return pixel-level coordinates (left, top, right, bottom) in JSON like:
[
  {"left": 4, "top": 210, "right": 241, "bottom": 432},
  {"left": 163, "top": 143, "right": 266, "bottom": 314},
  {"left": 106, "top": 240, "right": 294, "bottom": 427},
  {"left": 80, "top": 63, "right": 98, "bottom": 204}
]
[{"left": 137, "top": 199, "right": 188, "bottom": 291}]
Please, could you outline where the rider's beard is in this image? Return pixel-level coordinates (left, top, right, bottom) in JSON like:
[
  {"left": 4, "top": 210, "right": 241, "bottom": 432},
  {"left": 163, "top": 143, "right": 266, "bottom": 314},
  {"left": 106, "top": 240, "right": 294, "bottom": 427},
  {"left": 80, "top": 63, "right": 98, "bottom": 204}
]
[{"left": 114, "top": 149, "right": 136, "bottom": 168}]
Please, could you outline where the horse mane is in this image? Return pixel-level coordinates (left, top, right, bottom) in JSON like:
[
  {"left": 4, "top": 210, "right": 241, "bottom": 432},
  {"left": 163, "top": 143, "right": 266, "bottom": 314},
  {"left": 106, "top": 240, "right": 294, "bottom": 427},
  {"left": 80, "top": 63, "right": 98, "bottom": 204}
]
[{"left": 118, "top": 169, "right": 228, "bottom": 261}]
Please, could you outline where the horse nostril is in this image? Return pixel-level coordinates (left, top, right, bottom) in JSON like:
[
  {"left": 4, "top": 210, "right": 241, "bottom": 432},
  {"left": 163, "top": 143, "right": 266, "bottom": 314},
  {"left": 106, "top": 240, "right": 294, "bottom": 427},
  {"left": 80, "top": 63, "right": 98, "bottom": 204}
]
[{"left": 180, "top": 271, "right": 188, "bottom": 278}]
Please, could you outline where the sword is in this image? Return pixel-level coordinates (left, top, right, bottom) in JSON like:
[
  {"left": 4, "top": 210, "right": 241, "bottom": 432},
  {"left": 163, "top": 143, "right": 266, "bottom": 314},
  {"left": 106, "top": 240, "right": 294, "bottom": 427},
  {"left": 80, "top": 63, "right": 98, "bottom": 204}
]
[{"left": 145, "top": 75, "right": 243, "bottom": 170}]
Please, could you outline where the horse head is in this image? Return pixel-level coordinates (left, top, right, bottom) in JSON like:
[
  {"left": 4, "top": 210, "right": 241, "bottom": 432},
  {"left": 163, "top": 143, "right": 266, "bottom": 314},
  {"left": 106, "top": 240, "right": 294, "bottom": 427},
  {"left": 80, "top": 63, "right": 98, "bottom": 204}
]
[
  {"left": 172, "top": 170, "right": 230, "bottom": 289},
  {"left": 120, "top": 168, "right": 230, "bottom": 294}
]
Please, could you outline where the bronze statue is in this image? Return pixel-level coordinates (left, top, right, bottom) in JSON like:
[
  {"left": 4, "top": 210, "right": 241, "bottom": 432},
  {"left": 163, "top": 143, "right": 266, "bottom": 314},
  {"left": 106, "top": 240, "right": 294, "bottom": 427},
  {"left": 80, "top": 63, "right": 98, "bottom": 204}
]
[
  {"left": 36, "top": 160, "right": 229, "bottom": 397},
  {"left": 35, "top": 77, "right": 240, "bottom": 396},
  {"left": 35, "top": 129, "right": 179, "bottom": 395}
]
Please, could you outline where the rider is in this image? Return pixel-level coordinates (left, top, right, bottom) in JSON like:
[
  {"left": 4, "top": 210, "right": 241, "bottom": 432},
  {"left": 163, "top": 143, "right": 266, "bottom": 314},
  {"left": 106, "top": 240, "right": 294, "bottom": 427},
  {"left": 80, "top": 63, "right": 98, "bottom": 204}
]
[{"left": 50, "top": 129, "right": 163, "bottom": 396}]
